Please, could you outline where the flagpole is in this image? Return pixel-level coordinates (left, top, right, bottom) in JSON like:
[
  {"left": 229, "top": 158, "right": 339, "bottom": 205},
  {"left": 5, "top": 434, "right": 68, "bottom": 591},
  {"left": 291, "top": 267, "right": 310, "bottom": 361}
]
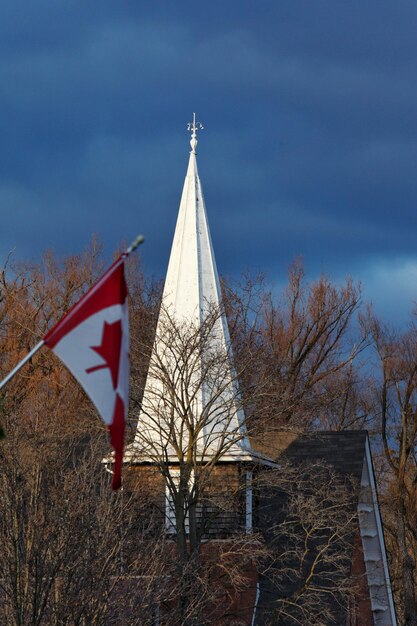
[
  {"left": 0, "top": 340, "right": 45, "bottom": 391},
  {"left": 0, "top": 234, "right": 145, "bottom": 392}
]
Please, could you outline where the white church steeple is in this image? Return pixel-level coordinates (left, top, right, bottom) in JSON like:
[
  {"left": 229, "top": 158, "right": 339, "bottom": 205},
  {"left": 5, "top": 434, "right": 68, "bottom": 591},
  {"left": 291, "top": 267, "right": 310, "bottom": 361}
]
[
  {"left": 160, "top": 113, "right": 220, "bottom": 323},
  {"left": 132, "top": 116, "right": 252, "bottom": 462}
]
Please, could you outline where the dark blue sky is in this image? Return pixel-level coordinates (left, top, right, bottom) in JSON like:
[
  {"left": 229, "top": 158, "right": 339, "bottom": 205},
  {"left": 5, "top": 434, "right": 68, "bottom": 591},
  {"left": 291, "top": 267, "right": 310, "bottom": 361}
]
[{"left": 1, "top": 1, "right": 417, "bottom": 323}]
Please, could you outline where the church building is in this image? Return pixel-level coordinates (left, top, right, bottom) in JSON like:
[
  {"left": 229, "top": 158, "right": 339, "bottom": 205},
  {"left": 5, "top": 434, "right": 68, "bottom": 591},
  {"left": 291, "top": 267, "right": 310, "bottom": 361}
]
[{"left": 124, "top": 117, "right": 397, "bottom": 626}]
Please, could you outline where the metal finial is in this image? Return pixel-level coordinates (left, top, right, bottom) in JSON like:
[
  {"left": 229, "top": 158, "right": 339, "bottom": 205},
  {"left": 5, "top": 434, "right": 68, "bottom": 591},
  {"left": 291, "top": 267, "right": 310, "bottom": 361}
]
[{"left": 187, "top": 112, "right": 203, "bottom": 153}]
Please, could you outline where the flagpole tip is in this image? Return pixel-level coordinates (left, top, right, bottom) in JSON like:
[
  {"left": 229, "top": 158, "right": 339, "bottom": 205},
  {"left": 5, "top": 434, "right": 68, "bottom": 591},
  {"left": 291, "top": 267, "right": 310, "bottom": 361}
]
[{"left": 126, "top": 235, "right": 145, "bottom": 255}]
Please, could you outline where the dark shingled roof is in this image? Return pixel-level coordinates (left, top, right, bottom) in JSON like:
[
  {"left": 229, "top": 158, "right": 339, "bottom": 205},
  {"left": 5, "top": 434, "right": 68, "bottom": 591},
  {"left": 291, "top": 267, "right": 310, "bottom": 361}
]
[
  {"left": 278, "top": 430, "right": 367, "bottom": 479},
  {"left": 251, "top": 429, "right": 367, "bottom": 479}
]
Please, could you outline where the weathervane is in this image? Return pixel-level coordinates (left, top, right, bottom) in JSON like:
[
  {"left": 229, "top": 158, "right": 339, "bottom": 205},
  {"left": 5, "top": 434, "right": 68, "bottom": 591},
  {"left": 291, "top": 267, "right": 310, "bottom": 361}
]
[{"left": 187, "top": 112, "right": 204, "bottom": 153}]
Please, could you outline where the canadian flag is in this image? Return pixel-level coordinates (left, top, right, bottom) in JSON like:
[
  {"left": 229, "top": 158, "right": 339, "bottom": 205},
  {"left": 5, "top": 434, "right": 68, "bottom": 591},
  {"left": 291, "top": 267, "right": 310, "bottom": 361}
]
[{"left": 44, "top": 258, "right": 129, "bottom": 490}]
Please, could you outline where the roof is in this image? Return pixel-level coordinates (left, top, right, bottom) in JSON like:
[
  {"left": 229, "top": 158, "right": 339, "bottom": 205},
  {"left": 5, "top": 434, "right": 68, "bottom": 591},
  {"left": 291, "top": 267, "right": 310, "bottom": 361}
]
[
  {"left": 252, "top": 430, "right": 397, "bottom": 626},
  {"left": 267, "top": 429, "right": 367, "bottom": 478}
]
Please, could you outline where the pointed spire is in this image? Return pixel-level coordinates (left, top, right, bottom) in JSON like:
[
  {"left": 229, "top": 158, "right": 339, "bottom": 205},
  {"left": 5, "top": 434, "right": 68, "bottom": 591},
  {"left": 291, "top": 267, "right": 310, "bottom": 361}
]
[
  {"left": 162, "top": 115, "right": 221, "bottom": 324},
  {"left": 133, "top": 118, "right": 252, "bottom": 461}
]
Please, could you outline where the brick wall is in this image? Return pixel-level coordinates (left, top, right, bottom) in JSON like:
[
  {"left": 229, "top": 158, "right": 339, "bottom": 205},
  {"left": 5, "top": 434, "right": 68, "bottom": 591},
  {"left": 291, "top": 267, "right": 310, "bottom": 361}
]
[{"left": 348, "top": 526, "right": 374, "bottom": 625}]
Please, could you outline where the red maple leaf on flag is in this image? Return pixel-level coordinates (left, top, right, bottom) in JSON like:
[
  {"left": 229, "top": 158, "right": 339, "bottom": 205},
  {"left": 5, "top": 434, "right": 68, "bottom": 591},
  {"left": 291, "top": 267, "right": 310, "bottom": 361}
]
[{"left": 86, "top": 320, "right": 122, "bottom": 390}]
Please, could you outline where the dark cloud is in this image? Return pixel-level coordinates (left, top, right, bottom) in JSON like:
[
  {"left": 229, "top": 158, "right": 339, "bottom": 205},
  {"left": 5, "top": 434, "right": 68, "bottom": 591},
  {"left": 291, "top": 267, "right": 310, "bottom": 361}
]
[{"left": 0, "top": 1, "right": 416, "bottom": 323}]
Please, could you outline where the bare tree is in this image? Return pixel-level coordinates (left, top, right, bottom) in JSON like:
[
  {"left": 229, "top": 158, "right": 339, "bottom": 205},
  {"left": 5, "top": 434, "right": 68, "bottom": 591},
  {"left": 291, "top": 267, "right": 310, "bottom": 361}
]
[
  {"left": 0, "top": 426, "right": 172, "bottom": 625},
  {"left": 223, "top": 261, "right": 370, "bottom": 434},
  {"left": 129, "top": 303, "right": 263, "bottom": 624},
  {"left": 256, "top": 460, "right": 360, "bottom": 626},
  {"left": 0, "top": 243, "right": 169, "bottom": 626},
  {"left": 371, "top": 318, "right": 417, "bottom": 625}
]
